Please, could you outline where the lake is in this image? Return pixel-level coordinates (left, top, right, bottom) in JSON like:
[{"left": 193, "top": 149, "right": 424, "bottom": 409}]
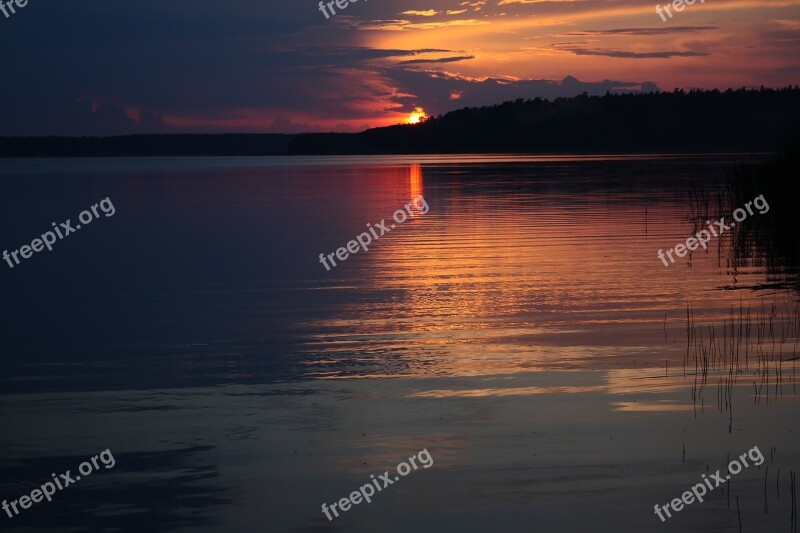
[{"left": 1, "top": 154, "right": 798, "bottom": 532}]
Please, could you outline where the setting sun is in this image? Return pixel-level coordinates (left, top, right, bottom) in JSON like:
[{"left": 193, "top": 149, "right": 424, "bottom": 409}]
[{"left": 409, "top": 107, "right": 427, "bottom": 124}]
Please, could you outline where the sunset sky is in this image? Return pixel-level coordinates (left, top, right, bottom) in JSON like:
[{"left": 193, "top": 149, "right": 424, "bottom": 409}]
[{"left": 1, "top": 0, "right": 798, "bottom": 135}]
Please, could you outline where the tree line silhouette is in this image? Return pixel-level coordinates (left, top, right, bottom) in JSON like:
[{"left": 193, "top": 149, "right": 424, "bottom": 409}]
[{"left": 289, "top": 87, "right": 800, "bottom": 155}]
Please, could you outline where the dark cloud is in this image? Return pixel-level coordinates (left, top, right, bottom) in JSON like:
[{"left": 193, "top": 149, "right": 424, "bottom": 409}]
[
  {"left": 564, "top": 26, "right": 718, "bottom": 36},
  {"left": 279, "top": 47, "right": 457, "bottom": 68},
  {"left": 398, "top": 56, "right": 476, "bottom": 65},
  {"left": 0, "top": 98, "right": 168, "bottom": 137},
  {"left": 553, "top": 46, "right": 709, "bottom": 59},
  {"left": 266, "top": 117, "right": 323, "bottom": 134},
  {"left": 380, "top": 70, "right": 661, "bottom": 116}
]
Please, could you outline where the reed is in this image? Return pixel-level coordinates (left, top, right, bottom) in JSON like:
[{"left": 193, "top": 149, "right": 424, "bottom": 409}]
[
  {"left": 737, "top": 496, "right": 742, "bottom": 533},
  {"left": 679, "top": 299, "right": 799, "bottom": 419}
]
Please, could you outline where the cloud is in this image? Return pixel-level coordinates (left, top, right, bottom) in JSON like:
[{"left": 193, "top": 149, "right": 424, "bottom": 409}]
[
  {"left": 0, "top": 97, "right": 169, "bottom": 136},
  {"left": 352, "top": 18, "right": 490, "bottom": 31},
  {"left": 398, "top": 55, "right": 476, "bottom": 65},
  {"left": 553, "top": 45, "right": 709, "bottom": 58},
  {"left": 266, "top": 117, "right": 324, "bottom": 134},
  {"left": 401, "top": 10, "right": 439, "bottom": 16},
  {"left": 281, "top": 46, "right": 453, "bottom": 65},
  {"left": 379, "top": 68, "right": 662, "bottom": 118},
  {"left": 563, "top": 26, "right": 719, "bottom": 36}
]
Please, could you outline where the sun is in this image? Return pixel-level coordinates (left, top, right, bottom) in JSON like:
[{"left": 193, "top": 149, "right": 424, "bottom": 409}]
[{"left": 408, "top": 107, "right": 427, "bottom": 124}]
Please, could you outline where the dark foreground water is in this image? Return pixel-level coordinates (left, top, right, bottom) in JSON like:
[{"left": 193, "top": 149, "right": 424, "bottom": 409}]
[{"left": 1, "top": 155, "right": 798, "bottom": 532}]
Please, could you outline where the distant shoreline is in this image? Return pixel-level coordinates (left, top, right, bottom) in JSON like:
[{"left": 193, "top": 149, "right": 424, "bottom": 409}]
[
  {"left": 0, "top": 147, "right": 774, "bottom": 160},
  {"left": 3, "top": 88, "right": 798, "bottom": 158}
]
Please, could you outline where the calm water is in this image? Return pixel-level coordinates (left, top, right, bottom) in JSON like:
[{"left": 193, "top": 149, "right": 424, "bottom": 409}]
[{"left": 0, "top": 155, "right": 798, "bottom": 532}]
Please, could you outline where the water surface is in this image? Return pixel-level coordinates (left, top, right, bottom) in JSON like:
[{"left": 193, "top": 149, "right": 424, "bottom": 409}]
[{"left": 1, "top": 154, "right": 797, "bottom": 532}]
